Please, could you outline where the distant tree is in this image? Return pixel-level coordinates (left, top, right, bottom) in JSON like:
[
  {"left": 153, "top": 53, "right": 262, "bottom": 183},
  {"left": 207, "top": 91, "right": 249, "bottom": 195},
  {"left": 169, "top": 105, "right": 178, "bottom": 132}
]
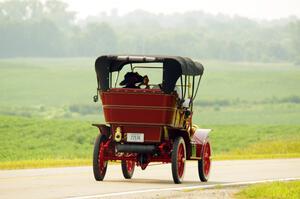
[
  {"left": 0, "top": 0, "right": 73, "bottom": 57},
  {"left": 289, "top": 21, "right": 300, "bottom": 64},
  {"left": 76, "top": 22, "right": 118, "bottom": 56},
  {"left": 29, "top": 19, "right": 66, "bottom": 56},
  {"left": 27, "top": 0, "right": 45, "bottom": 21},
  {"left": 44, "top": 0, "right": 75, "bottom": 27},
  {"left": 0, "top": 1, "right": 298, "bottom": 61},
  {"left": 0, "top": 0, "right": 27, "bottom": 21}
]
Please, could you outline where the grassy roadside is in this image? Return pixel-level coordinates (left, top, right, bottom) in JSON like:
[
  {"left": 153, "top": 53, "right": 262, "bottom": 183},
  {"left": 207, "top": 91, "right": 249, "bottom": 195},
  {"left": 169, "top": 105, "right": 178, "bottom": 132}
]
[
  {"left": 215, "top": 140, "right": 300, "bottom": 160},
  {"left": 0, "top": 159, "right": 91, "bottom": 170},
  {"left": 235, "top": 181, "right": 300, "bottom": 199}
]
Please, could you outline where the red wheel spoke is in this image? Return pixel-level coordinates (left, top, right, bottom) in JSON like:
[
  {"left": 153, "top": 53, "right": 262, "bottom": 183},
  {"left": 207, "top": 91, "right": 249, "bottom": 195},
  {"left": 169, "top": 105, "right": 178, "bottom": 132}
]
[
  {"left": 203, "top": 143, "right": 211, "bottom": 176},
  {"left": 93, "top": 135, "right": 108, "bottom": 181},
  {"left": 172, "top": 137, "right": 186, "bottom": 183},
  {"left": 98, "top": 142, "right": 107, "bottom": 175},
  {"left": 177, "top": 143, "right": 185, "bottom": 178},
  {"left": 126, "top": 160, "right": 134, "bottom": 173},
  {"left": 121, "top": 155, "right": 135, "bottom": 179}
]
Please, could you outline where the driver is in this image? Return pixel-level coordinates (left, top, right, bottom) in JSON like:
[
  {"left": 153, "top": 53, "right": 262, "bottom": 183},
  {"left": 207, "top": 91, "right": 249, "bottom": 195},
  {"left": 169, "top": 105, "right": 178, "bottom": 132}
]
[{"left": 119, "top": 72, "right": 150, "bottom": 89}]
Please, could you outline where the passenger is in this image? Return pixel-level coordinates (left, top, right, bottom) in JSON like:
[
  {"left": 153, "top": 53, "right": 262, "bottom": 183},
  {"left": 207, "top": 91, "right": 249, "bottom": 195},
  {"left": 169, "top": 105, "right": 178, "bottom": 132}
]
[
  {"left": 140, "top": 75, "right": 150, "bottom": 89},
  {"left": 119, "top": 72, "right": 144, "bottom": 88}
]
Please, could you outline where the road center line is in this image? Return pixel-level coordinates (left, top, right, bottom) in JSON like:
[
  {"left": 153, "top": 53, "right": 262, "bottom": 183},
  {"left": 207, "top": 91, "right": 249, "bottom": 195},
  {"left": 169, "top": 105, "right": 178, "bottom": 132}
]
[{"left": 65, "top": 177, "right": 300, "bottom": 199}]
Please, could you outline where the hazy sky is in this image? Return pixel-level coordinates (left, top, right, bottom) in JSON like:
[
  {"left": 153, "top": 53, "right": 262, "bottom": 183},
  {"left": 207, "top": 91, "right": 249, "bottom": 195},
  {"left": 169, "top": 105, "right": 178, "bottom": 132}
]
[{"left": 64, "top": 0, "right": 300, "bottom": 20}]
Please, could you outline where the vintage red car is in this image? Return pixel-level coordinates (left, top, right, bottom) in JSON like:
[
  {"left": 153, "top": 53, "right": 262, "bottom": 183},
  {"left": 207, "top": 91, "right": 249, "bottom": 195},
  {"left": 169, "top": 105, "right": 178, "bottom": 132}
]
[{"left": 92, "top": 55, "right": 211, "bottom": 184}]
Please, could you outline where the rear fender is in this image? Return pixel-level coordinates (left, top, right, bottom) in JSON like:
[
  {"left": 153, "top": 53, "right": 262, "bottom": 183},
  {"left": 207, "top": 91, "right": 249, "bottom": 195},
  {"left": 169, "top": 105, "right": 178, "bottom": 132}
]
[{"left": 92, "top": 124, "right": 111, "bottom": 137}]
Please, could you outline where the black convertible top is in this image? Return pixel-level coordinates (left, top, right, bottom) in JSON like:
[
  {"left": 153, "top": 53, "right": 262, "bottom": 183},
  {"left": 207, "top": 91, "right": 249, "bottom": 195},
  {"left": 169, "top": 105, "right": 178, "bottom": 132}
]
[{"left": 95, "top": 55, "right": 204, "bottom": 93}]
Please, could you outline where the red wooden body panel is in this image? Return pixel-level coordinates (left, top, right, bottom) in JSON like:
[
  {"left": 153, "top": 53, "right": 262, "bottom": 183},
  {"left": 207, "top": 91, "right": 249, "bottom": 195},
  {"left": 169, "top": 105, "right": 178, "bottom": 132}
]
[
  {"left": 103, "top": 107, "right": 175, "bottom": 125},
  {"left": 101, "top": 88, "right": 177, "bottom": 126},
  {"left": 101, "top": 88, "right": 175, "bottom": 107}
]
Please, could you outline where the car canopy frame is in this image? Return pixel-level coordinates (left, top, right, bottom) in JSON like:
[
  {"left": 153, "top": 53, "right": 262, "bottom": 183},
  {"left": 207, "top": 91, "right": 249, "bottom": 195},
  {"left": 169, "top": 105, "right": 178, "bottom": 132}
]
[{"left": 95, "top": 55, "right": 204, "bottom": 95}]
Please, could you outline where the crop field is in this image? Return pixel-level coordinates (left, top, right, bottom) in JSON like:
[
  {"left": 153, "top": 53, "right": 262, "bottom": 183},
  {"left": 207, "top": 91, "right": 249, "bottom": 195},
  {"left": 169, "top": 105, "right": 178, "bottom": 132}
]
[{"left": 0, "top": 58, "right": 300, "bottom": 168}]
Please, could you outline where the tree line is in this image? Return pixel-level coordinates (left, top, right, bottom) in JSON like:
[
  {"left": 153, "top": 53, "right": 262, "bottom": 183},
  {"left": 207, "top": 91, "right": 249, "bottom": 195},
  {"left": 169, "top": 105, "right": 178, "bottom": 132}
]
[{"left": 0, "top": 0, "right": 299, "bottom": 63}]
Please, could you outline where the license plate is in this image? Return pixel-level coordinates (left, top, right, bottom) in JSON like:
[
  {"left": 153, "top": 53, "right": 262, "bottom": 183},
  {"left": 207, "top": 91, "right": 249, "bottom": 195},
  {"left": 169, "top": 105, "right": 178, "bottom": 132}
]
[{"left": 127, "top": 133, "right": 144, "bottom": 142}]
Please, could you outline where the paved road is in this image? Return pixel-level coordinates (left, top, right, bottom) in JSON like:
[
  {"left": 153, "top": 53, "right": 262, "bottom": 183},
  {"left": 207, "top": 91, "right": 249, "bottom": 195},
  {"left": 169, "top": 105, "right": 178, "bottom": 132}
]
[{"left": 0, "top": 159, "right": 300, "bottom": 199}]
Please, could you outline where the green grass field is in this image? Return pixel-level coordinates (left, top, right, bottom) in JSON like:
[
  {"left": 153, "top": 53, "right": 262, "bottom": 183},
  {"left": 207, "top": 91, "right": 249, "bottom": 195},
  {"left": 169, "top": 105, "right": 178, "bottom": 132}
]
[
  {"left": 0, "top": 115, "right": 299, "bottom": 169},
  {"left": 0, "top": 58, "right": 300, "bottom": 169},
  {"left": 235, "top": 181, "right": 300, "bottom": 199}
]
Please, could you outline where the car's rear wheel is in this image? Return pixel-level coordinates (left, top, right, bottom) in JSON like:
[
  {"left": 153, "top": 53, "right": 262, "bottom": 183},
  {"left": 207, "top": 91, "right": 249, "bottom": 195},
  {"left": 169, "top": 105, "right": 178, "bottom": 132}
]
[
  {"left": 171, "top": 136, "right": 186, "bottom": 184},
  {"left": 121, "top": 159, "right": 135, "bottom": 179},
  {"left": 93, "top": 134, "right": 108, "bottom": 181},
  {"left": 198, "top": 141, "right": 211, "bottom": 182}
]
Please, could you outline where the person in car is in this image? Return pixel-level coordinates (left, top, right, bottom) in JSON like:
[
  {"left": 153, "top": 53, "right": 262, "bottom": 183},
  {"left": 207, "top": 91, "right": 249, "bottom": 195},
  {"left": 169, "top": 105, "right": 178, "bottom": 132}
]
[
  {"left": 140, "top": 75, "right": 150, "bottom": 89},
  {"left": 120, "top": 72, "right": 149, "bottom": 89}
]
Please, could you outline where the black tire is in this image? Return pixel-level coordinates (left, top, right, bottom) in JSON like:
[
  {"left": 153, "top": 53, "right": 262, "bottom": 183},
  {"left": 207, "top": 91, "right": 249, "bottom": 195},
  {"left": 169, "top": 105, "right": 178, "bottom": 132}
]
[
  {"left": 121, "top": 159, "right": 135, "bottom": 179},
  {"left": 171, "top": 136, "right": 186, "bottom": 184},
  {"left": 93, "top": 134, "right": 108, "bottom": 181},
  {"left": 198, "top": 141, "right": 211, "bottom": 182}
]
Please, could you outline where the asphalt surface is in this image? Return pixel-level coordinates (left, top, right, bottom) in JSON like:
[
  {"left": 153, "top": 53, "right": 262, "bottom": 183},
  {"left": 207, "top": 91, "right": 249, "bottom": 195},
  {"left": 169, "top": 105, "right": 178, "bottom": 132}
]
[{"left": 0, "top": 159, "right": 300, "bottom": 199}]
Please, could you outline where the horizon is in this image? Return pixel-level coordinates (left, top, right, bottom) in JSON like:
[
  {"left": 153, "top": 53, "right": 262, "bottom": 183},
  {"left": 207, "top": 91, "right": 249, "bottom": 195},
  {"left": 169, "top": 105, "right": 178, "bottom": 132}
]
[{"left": 63, "top": 0, "right": 300, "bottom": 20}]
